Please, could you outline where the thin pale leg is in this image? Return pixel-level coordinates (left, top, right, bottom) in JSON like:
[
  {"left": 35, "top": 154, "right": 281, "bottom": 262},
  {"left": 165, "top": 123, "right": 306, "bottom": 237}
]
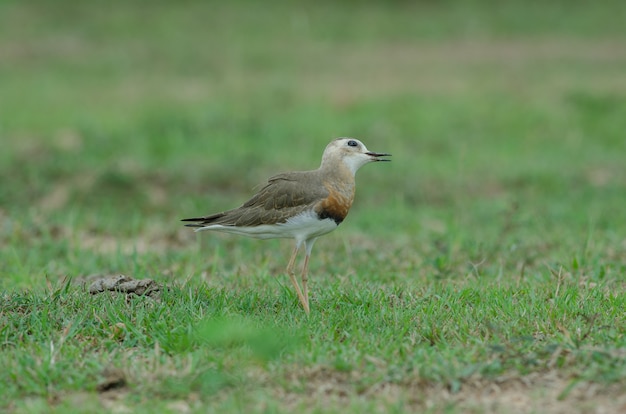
[
  {"left": 301, "top": 253, "right": 310, "bottom": 309},
  {"left": 286, "top": 244, "right": 309, "bottom": 314},
  {"left": 301, "top": 238, "right": 317, "bottom": 312}
]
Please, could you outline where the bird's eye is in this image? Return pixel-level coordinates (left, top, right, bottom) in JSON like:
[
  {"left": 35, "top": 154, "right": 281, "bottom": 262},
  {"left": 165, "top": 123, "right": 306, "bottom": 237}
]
[{"left": 347, "top": 140, "right": 358, "bottom": 147}]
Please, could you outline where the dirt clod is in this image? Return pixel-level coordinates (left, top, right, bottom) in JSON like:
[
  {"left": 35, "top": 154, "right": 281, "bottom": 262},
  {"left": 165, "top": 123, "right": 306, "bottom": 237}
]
[{"left": 88, "top": 275, "right": 161, "bottom": 298}]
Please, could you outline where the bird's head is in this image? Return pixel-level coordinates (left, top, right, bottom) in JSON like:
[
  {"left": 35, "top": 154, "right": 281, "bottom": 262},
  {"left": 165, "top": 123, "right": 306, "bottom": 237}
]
[{"left": 321, "top": 137, "right": 391, "bottom": 175}]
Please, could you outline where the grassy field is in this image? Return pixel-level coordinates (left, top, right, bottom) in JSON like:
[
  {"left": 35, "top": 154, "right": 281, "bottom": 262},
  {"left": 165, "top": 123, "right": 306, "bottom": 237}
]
[{"left": 2, "top": 1, "right": 626, "bottom": 412}]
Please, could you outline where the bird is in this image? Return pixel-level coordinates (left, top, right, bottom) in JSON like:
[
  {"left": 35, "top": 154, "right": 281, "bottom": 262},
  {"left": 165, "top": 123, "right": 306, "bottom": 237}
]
[{"left": 182, "top": 137, "right": 391, "bottom": 314}]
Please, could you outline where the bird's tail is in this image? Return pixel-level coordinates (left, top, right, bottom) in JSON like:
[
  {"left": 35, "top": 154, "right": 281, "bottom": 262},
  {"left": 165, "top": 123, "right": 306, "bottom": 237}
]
[{"left": 181, "top": 212, "right": 227, "bottom": 228}]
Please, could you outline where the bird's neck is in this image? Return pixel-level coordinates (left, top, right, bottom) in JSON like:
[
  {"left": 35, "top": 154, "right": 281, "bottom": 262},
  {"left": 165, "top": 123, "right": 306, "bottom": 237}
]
[{"left": 320, "top": 155, "right": 357, "bottom": 175}]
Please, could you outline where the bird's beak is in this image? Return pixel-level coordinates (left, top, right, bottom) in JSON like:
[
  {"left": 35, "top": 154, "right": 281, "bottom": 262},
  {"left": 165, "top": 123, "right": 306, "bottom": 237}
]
[{"left": 366, "top": 151, "right": 392, "bottom": 162}]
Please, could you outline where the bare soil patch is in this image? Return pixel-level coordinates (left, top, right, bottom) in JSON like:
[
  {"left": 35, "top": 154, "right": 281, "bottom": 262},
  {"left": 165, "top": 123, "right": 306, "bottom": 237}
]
[{"left": 278, "top": 366, "right": 626, "bottom": 413}]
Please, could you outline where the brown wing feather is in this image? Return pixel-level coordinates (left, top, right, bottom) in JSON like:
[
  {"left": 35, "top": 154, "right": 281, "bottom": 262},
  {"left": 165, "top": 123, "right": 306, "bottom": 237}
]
[{"left": 182, "top": 171, "right": 328, "bottom": 227}]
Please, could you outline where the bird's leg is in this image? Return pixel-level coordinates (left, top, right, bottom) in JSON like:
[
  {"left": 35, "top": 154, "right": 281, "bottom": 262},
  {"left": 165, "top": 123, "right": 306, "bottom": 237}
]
[
  {"left": 301, "top": 253, "right": 310, "bottom": 309},
  {"left": 286, "top": 244, "right": 309, "bottom": 314},
  {"left": 300, "top": 238, "right": 317, "bottom": 313}
]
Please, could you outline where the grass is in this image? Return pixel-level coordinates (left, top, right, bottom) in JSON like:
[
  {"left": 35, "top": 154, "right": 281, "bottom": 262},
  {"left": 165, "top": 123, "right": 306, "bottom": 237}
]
[{"left": 2, "top": 0, "right": 626, "bottom": 412}]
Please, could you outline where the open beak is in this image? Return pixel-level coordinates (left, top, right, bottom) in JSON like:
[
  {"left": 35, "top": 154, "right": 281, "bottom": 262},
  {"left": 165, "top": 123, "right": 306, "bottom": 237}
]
[{"left": 366, "top": 151, "right": 392, "bottom": 162}]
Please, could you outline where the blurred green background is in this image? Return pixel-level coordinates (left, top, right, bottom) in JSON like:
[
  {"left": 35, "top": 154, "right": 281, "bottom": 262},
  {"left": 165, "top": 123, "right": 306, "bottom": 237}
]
[
  {"left": 1, "top": 0, "right": 625, "bottom": 287},
  {"left": 2, "top": 1, "right": 626, "bottom": 412}
]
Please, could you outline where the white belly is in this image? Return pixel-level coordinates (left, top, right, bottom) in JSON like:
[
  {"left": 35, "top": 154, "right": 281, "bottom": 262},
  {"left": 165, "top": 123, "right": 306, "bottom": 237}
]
[{"left": 195, "top": 210, "right": 338, "bottom": 242}]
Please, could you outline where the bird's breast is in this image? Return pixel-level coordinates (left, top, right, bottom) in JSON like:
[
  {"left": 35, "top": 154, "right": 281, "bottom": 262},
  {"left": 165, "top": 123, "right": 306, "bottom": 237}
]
[{"left": 315, "top": 181, "right": 355, "bottom": 225}]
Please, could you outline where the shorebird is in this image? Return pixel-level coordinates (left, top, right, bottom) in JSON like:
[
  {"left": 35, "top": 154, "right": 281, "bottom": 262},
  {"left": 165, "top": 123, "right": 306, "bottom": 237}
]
[{"left": 182, "top": 137, "right": 391, "bottom": 314}]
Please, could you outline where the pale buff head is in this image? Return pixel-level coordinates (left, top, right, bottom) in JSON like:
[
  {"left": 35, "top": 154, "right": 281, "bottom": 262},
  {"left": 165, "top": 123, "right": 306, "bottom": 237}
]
[{"left": 320, "top": 138, "right": 391, "bottom": 175}]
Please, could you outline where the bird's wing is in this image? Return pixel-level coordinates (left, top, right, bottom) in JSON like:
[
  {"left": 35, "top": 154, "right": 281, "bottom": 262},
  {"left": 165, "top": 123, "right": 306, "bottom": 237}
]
[
  {"left": 182, "top": 171, "right": 328, "bottom": 227},
  {"left": 242, "top": 171, "right": 327, "bottom": 209}
]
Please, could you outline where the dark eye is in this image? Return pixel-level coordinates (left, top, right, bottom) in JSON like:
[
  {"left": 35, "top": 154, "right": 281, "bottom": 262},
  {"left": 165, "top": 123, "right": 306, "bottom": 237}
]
[{"left": 347, "top": 140, "right": 358, "bottom": 147}]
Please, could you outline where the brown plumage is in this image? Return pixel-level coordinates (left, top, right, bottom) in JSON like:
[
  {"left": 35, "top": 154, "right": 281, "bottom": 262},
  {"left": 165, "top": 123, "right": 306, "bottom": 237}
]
[
  {"left": 182, "top": 137, "right": 390, "bottom": 314},
  {"left": 184, "top": 171, "right": 334, "bottom": 227}
]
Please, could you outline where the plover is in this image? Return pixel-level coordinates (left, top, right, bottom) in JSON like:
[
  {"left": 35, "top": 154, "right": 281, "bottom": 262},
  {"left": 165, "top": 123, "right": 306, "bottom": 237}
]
[{"left": 182, "top": 137, "right": 391, "bottom": 314}]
